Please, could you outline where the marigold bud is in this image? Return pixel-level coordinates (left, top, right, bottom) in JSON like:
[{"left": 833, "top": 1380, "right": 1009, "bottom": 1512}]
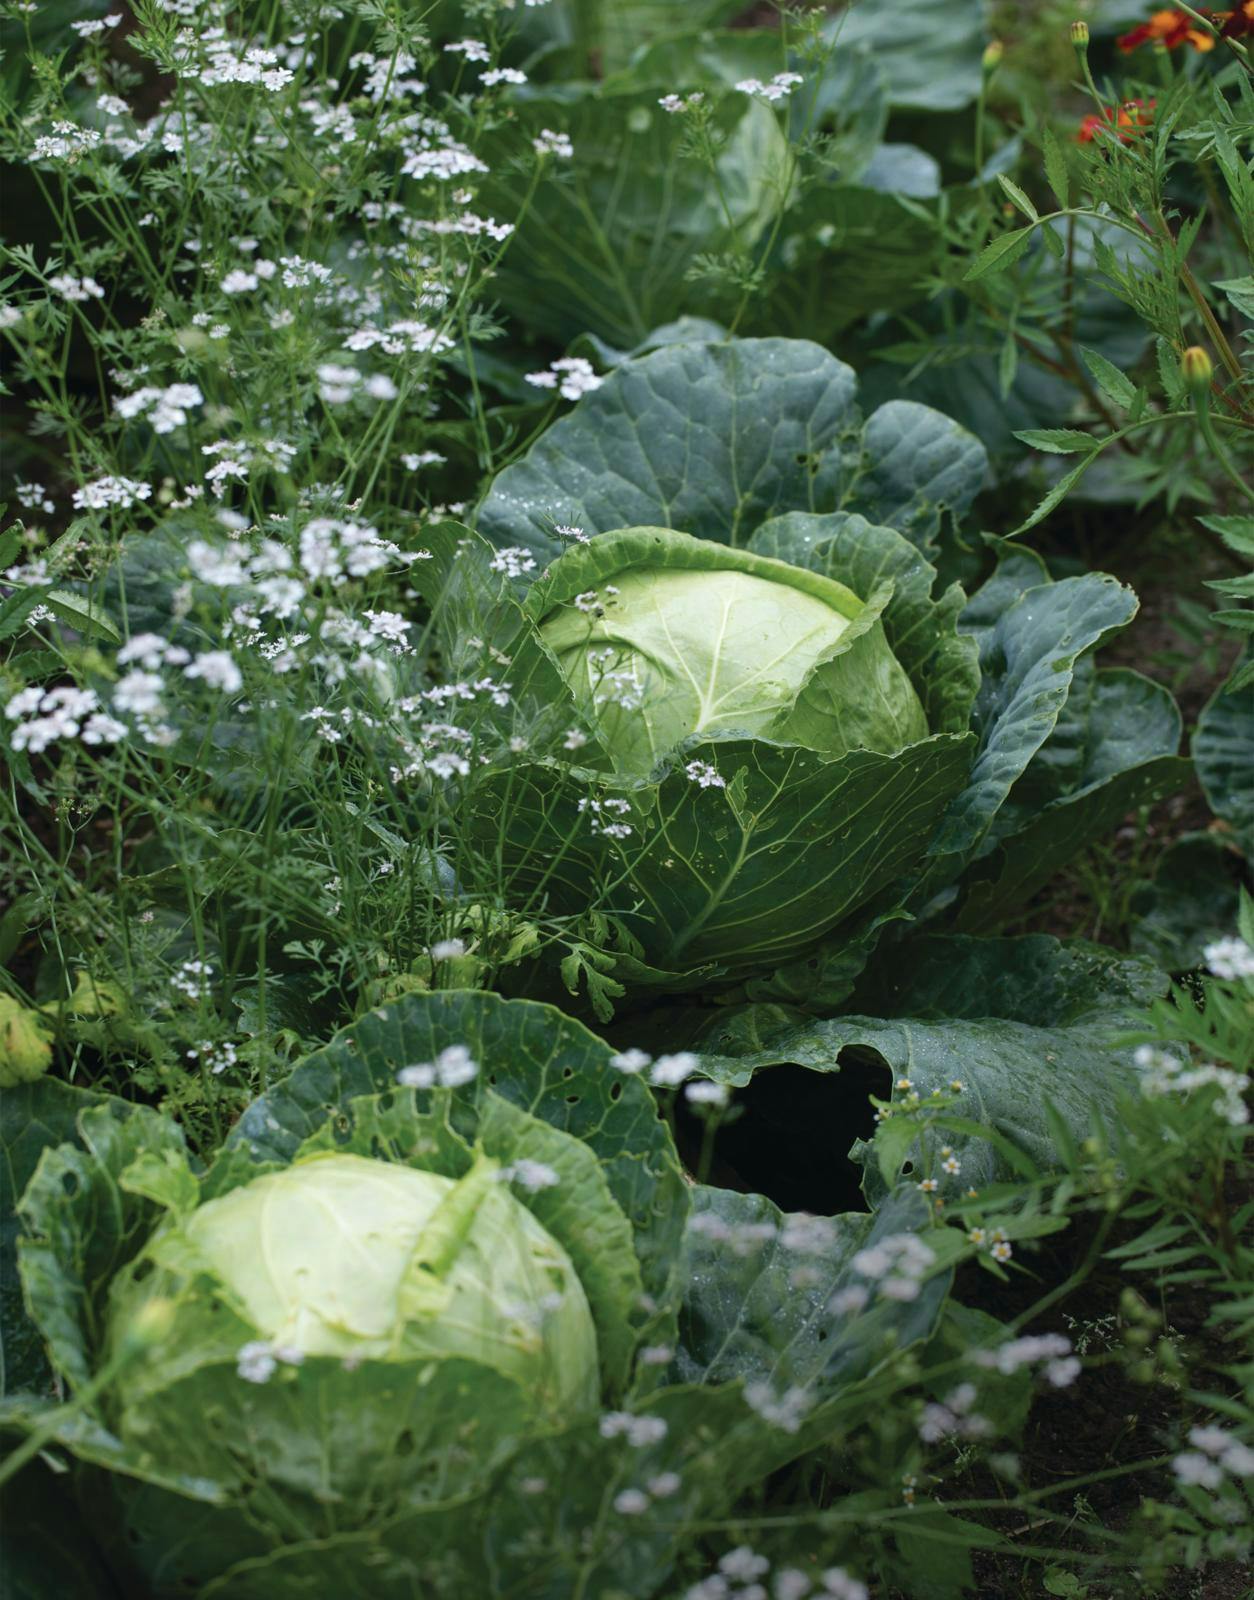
[
  {"left": 982, "top": 40, "right": 1005, "bottom": 75},
  {"left": 1181, "top": 345, "right": 1213, "bottom": 395},
  {"left": 1071, "top": 20, "right": 1090, "bottom": 48}
]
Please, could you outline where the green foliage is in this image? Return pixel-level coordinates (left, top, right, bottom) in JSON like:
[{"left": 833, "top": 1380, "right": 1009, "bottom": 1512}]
[{"left": 0, "top": 1, "right": 1250, "bottom": 1595}]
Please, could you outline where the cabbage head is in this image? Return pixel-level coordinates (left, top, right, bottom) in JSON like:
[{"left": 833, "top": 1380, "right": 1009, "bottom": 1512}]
[
  {"left": 537, "top": 531, "right": 927, "bottom": 776},
  {"left": 106, "top": 1150, "right": 599, "bottom": 1461}
]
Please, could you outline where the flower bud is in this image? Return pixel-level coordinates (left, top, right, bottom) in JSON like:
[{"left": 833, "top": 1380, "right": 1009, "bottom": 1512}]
[
  {"left": 1181, "top": 345, "right": 1213, "bottom": 396},
  {"left": 982, "top": 40, "right": 1005, "bottom": 76},
  {"left": 1071, "top": 20, "right": 1090, "bottom": 49}
]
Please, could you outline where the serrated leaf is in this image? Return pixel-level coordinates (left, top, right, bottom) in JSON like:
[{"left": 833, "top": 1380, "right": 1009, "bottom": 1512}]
[
  {"left": 963, "top": 224, "right": 1035, "bottom": 281},
  {"left": 1010, "top": 452, "right": 1099, "bottom": 534},
  {"left": 1079, "top": 346, "right": 1137, "bottom": 409},
  {"left": 997, "top": 175, "right": 1038, "bottom": 222},
  {"left": 1042, "top": 126, "right": 1070, "bottom": 209},
  {"left": 45, "top": 589, "right": 121, "bottom": 644},
  {"left": 1013, "top": 428, "right": 1098, "bottom": 455}
]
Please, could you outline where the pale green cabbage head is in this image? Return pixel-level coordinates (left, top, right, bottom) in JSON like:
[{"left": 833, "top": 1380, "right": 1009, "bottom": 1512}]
[
  {"left": 109, "top": 1150, "right": 599, "bottom": 1420},
  {"left": 536, "top": 529, "right": 927, "bottom": 776}
]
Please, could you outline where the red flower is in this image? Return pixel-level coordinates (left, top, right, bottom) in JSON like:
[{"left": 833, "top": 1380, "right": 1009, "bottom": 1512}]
[
  {"left": 1078, "top": 99, "right": 1157, "bottom": 143},
  {"left": 1216, "top": 1, "right": 1254, "bottom": 37},
  {"left": 1117, "top": 7, "right": 1218, "bottom": 50}
]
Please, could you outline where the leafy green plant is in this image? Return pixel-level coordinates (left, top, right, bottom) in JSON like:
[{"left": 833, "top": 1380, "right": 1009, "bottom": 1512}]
[
  {"left": 441, "top": 334, "right": 1188, "bottom": 1009},
  {"left": 0, "top": 989, "right": 963, "bottom": 1598}
]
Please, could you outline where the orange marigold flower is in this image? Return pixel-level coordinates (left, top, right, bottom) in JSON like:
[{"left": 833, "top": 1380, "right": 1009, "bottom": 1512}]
[
  {"left": 1078, "top": 98, "right": 1157, "bottom": 143},
  {"left": 1117, "top": 7, "right": 1217, "bottom": 50}
]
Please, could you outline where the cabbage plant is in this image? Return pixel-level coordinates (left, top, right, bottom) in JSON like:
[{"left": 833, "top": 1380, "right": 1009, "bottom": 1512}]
[
  {"left": 1, "top": 991, "right": 952, "bottom": 1599},
  {"left": 438, "top": 335, "right": 1188, "bottom": 1011}
]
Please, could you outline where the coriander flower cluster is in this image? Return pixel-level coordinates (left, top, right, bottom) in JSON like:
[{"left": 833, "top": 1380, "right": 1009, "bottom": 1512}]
[
  {"left": 848, "top": 1231, "right": 937, "bottom": 1303},
  {"left": 525, "top": 357, "right": 602, "bottom": 401},
  {"left": 114, "top": 382, "right": 204, "bottom": 434},
  {"left": 395, "top": 1044, "right": 479, "bottom": 1089},
  {"left": 735, "top": 72, "right": 803, "bottom": 103},
  {"left": 1204, "top": 935, "right": 1254, "bottom": 982},
  {"left": 1172, "top": 1424, "right": 1254, "bottom": 1489},
  {"left": 974, "top": 1332, "right": 1080, "bottom": 1388},
  {"left": 5, "top": 685, "right": 125, "bottom": 754},
  {"left": 1134, "top": 1043, "right": 1249, "bottom": 1128},
  {"left": 686, "top": 1549, "right": 867, "bottom": 1600}
]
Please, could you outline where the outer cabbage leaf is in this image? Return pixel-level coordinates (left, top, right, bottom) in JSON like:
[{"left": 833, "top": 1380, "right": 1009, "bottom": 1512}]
[
  {"left": 955, "top": 668, "right": 1190, "bottom": 930},
  {"left": 823, "top": 0, "right": 988, "bottom": 112},
  {"left": 479, "top": 88, "right": 788, "bottom": 348},
  {"left": 476, "top": 338, "right": 986, "bottom": 565},
  {"left": 1128, "top": 833, "right": 1244, "bottom": 971},
  {"left": 675, "top": 1185, "right": 949, "bottom": 1398},
  {"left": 691, "top": 934, "right": 1163, "bottom": 1194},
  {"left": 606, "top": 30, "right": 888, "bottom": 179},
  {"left": 469, "top": 732, "right": 972, "bottom": 975},
  {"left": 0, "top": 1077, "right": 102, "bottom": 1396},
  {"left": 925, "top": 567, "right": 1143, "bottom": 874}
]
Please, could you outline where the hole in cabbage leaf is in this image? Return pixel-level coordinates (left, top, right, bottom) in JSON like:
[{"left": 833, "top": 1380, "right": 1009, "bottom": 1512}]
[{"left": 678, "top": 1047, "right": 891, "bottom": 1215}]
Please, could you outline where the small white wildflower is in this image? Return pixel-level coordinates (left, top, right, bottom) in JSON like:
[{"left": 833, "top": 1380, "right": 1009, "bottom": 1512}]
[
  {"left": 744, "top": 1381, "right": 811, "bottom": 1434},
  {"left": 48, "top": 273, "right": 105, "bottom": 301},
  {"left": 1172, "top": 1451, "right": 1224, "bottom": 1489},
  {"left": 184, "top": 651, "right": 243, "bottom": 694},
  {"left": 821, "top": 1570, "right": 868, "bottom": 1600},
  {"left": 500, "top": 1158, "right": 561, "bottom": 1192},
  {"left": 684, "top": 759, "right": 725, "bottom": 789},
  {"left": 1203, "top": 936, "right": 1254, "bottom": 981},
  {"left": 489, "top": 546, "right": 537, "bottom": 578},
  {"left": 237, "top": 1341, "right": 277, "bottom": 1383},
  {"left": 684, "top": 1080, "right": 730, "bottom": 1108},
  {"left": 609, "top": 1047, "right": 650, "bottom": 1074},
  {"left": 444, "top": 38, "right": 490, "bottom": 61},
  {"left": 650, "top": 1051, "right": 699, "bottom": 1088},
  {"left": 533, "top": 128, "right": 573, "bottom": 159},
  {"left": 828, "top": 1284, "right": 870, "bottom": 1315},
  {"left": 612, "top": 1488, "right": 649, "bottom": 1515},
  {"left": 720, "top": 1548, "right": 769, "bottom": 1582},
  {"left": 735, "top": 71, "right": 803, "bottom": 103},
  {"left": 397, "top": 1043, "right": 478, "bottom": 1090}
]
